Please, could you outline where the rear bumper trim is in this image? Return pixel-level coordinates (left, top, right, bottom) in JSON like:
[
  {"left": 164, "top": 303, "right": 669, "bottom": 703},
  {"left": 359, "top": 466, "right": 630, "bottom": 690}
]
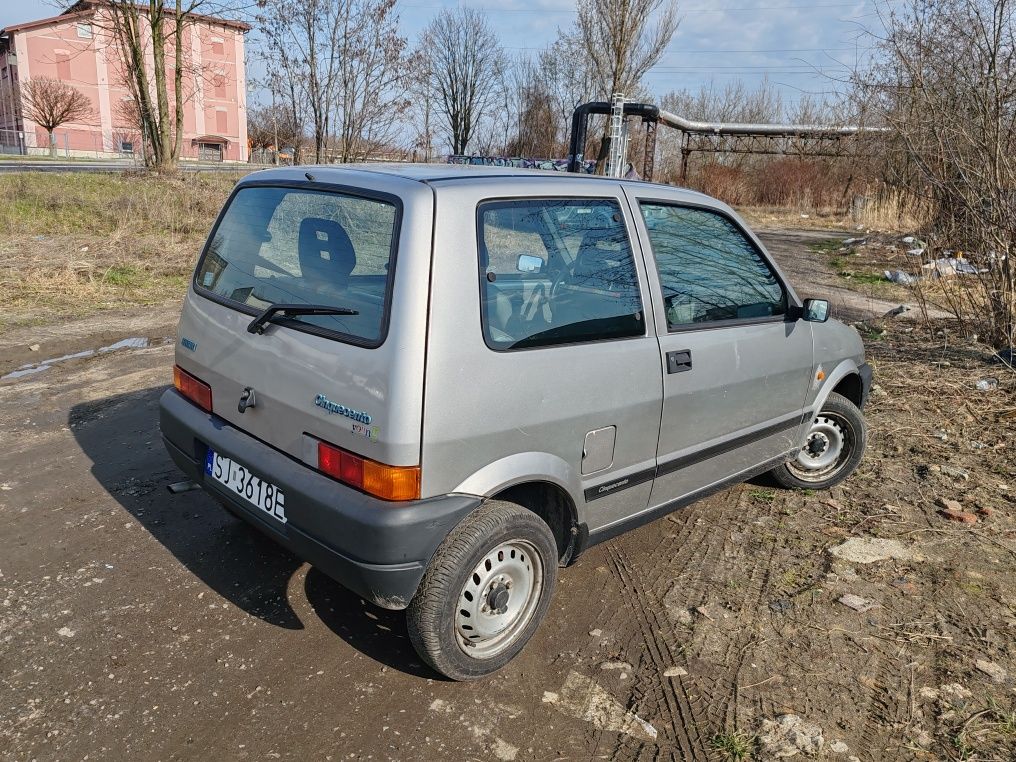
[{"left": 159, "top": 388, "right": 480, "bottom": 609}]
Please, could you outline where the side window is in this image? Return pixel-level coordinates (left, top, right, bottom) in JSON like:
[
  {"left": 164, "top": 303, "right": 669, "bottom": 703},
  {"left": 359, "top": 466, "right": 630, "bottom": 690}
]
[
  {"left": 640, "top": 204, "right": 786, "bottom": 329},
  {"left": 478, "top": 199, "right": 644, "bottom": 350}
]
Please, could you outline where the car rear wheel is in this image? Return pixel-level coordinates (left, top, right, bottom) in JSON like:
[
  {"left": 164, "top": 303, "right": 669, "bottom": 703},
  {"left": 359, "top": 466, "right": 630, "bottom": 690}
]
[
  {"left": 770, "top": 392, "right": 867, "bottom": 490},
  {"left": 406, "top": 500, "right": 558, "bottom": 680}
]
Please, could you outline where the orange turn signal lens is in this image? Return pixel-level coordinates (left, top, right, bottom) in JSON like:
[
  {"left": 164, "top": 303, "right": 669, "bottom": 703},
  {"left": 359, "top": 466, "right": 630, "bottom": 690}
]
[
  {"left": 173, "top": 365, "right": 212, "bottom": 412},
  {"left": 317, "top": 440, "right": 420, "bottom": 502}
]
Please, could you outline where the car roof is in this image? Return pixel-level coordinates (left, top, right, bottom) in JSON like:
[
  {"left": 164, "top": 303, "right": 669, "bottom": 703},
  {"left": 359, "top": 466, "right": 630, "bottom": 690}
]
[{"left": 242, "top": 162, "right": 718, "bottom": 204}]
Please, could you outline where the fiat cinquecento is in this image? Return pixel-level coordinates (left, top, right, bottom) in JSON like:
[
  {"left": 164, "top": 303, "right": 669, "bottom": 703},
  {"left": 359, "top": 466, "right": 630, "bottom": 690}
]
[{"left": 160, "top": 164, "right": 871, "bottom": 680}]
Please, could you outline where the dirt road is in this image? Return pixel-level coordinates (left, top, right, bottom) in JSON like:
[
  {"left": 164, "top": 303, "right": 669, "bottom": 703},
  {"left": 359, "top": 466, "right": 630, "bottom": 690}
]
[{"left": 2, "top": 232, "right": 1013, "bottom": 761}]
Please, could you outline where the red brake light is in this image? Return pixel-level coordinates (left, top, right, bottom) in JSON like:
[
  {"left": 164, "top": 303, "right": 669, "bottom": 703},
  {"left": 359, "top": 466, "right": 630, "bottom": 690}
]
[
  {"left": 173, "top": 365, "right": 212, "bottom": 412},
  {"left": 317, "top": 441, "right": 420, "bottom": 501}
]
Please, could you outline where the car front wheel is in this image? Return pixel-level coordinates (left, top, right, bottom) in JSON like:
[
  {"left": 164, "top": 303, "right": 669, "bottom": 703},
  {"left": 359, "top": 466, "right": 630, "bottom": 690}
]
[{"left": 770, "top": 392, "right": 867, "bottom": 490}]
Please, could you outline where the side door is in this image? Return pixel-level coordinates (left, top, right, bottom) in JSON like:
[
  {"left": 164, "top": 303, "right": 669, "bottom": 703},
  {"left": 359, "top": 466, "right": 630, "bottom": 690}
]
[
  {"left": 624, "top": 193, "right": 815, "bottom": 507},
  {"left": 421, "top": 183, "right": 664, "bottom": 533}
]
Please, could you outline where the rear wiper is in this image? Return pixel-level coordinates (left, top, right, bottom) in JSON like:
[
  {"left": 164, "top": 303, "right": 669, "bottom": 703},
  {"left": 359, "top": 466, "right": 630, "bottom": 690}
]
[{"left": 247, "top": 303, "right": 359, "bottom": 334}]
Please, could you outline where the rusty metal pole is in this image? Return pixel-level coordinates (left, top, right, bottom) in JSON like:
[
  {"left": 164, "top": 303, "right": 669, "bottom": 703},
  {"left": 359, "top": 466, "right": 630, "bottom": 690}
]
[
  {"left": 642, "top": 119, "right": 657, "bottom": 181},
  {"left": 679, "top": 132, "right": 691, "bottom": 183}
]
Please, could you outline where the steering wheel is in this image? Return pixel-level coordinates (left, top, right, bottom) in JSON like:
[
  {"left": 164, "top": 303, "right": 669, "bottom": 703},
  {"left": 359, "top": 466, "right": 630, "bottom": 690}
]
[{"left": 548, "top": 262, "right": 574, "bottom": 299}]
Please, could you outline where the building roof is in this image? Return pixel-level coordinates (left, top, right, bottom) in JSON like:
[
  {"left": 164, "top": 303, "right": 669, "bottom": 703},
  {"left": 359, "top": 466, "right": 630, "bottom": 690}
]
[
  {"left": 0, "top": 1, "right": 250, "bottom": 35},
  {"left": 1, "top": 9, "right": 93, "bottom": 35}
]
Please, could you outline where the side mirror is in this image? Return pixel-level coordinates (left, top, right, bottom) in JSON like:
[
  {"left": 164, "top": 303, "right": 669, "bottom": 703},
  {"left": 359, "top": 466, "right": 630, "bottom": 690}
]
[
  {"left": 516, "top": 254, "right": 544, "bottom": 273},
  {"left": 802, "top": 298, "right": 830, "bottom": 323}
]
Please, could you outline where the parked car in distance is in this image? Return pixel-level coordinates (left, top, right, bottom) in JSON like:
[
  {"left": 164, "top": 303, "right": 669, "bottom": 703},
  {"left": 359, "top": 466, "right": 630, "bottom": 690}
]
[{"left": 160, "top": 164, "right": 871, "bottom": 679}]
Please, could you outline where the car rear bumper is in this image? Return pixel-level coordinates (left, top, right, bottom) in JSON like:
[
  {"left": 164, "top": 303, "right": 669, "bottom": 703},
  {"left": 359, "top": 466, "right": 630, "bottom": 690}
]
[{"left": 159, "top": 389, "right": 480, "bottom": 609}]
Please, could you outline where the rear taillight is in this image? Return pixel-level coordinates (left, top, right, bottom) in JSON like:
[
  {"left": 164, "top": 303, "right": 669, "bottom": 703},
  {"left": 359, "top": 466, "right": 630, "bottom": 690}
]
[
  {"left": 173, "top": 365, "right": 212, "bottom": 412},
  {"left": 317, "top": 441, "right": 420, "bottom": 502}
]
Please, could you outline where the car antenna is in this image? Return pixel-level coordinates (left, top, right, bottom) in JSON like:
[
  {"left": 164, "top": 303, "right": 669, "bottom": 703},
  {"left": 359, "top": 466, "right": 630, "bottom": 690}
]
[{"left": 305, "top": 171, "right": 315, "bottom": 182}]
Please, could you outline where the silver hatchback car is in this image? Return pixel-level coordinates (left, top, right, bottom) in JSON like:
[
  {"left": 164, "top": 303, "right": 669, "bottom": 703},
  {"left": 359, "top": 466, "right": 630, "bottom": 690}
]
[{"left": 161, "top": 164, "right": 871, "bottom": 679}]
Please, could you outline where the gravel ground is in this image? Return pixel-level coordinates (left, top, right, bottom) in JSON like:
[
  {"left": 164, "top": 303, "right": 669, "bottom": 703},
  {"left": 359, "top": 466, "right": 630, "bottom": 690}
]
[{"left": 2, "top": 231, "right": 1013, "bottom": 762}]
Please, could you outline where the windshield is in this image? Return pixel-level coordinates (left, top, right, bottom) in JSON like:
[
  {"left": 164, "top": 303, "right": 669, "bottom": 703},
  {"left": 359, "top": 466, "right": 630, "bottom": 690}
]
[{"left": 195, "top": 185, "right": 399, "bottom": 345}]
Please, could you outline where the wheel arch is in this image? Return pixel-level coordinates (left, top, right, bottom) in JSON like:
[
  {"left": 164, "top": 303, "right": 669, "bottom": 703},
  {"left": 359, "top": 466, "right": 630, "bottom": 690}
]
[
  {"left": 811, "top": 359, "right": 863, "bottom": 415},
  {"left": 487, "top": 481, "right": 579, "bottom": 565},
  {"left": 452, "top": 452, "right": 583, "bottom": 566}
]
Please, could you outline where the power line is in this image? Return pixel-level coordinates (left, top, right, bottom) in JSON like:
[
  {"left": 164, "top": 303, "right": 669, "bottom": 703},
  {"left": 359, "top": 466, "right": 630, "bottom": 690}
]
[
  {"left": 503, "top": 45, "right": 868, "bottom": 53},
  {"left": 401, "top": 1, "right": 879, "bottom": 14}
]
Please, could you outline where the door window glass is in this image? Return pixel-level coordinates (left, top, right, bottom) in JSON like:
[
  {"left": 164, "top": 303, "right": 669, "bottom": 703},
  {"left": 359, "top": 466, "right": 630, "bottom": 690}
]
[
  {"left": 478, "top": 199, "right": 644, "bottom": 350},
  {"left": 640, "top": 204, "right": 786, "bottom": 328}
]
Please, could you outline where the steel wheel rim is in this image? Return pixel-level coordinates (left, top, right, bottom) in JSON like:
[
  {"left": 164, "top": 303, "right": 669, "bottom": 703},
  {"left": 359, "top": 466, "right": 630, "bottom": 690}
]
[
  {"left": 455, "top": 540, "right": 543, "bottom": 659},
  {"left": 788, "top": 413, "right": 853, "bottom": 481}
]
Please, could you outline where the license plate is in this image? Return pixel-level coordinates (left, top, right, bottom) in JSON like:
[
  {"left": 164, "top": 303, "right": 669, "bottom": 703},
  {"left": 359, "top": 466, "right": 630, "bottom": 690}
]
[{"left": 204, "top": 449, "right": 287, "bottom": 524}]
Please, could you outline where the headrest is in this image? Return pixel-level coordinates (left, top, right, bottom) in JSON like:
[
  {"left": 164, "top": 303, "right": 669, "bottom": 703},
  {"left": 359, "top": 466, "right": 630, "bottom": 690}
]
[{"left": 298, "top": 217, "right": 355, "bottom": 280}]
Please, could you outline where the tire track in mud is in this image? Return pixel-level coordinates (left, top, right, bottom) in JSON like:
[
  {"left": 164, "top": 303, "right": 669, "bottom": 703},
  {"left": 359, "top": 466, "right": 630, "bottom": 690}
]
[
  {"left": 601, "top": 485, "right": 794, "bottom": 760},
  {"left": 609, "top": 544, "right": 710, "bottom": 760},
  {"left": 602, "top": 487, "right": 755, "bottom": 760}
]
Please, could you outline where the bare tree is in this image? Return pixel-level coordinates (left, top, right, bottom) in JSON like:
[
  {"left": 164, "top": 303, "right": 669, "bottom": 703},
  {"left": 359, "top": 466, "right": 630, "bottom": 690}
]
[
  {"left": 98, "top": 0, "right": 239, "bottom": 172},
  {"left": 263, "top": 69, "right": 308, "bottom": 163},
  {"left": 335, "top": 0, "right": 413, "bottom": 162},
  {"left": 420, "top": 7, "right": 502, "bottom": 155},
  {"left": 503, "top": 57, "right": 560, "bottom": 157},
  {"left": 572, "top": 0, "right": 677, "bottom": 168},
  {"left": 247, "top": 104, "right": 277, "bottom": 163},
  {"left": 406, "top": 53, "right": 435, "bottom": 160},
  {"left": 575, "top": 0, "right": 678, "bottom": 100},
  {"left": 259, "top": 0, "right": 346, "bottom": 163},
  {"left": 538, "top": 30, "right": 599, "bottom": 144},
  {"left": 855, "top": 0, "right": 1016, "bottom": 347},
  {"left": 19, "top": 77, "right": 93, "bottom": 157}
]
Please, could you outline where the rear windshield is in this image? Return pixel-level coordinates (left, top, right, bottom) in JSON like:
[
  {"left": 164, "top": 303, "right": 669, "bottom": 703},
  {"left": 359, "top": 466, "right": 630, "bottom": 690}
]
[{"left": 195, "top": 185, "right": 399, "bottom": 345}]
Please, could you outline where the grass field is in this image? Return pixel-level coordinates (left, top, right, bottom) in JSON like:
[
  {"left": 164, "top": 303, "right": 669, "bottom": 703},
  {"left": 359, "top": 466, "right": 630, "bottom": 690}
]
[
  {"left": 0, "top": 170, "right": 901, "bottom": 336},
  {"left": 0, "top": 172, "right": 242, "bottom": 333}
]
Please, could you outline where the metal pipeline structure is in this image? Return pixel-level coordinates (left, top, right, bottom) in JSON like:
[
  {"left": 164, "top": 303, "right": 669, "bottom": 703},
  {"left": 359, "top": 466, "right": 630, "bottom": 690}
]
[{"left": 566, "top": 100, "right": 877, "bottom": 182}]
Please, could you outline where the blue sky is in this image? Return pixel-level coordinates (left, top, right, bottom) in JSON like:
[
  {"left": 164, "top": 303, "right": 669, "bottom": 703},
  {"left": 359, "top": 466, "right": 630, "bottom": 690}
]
[{"left": 2, "top": 0, "right": 881, "bottom": 108}]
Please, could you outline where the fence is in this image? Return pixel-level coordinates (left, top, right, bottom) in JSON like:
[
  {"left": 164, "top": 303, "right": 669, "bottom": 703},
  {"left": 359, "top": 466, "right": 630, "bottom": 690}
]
[
  {"left": 0, "top": 127, "right": 250, "bottom": 164},
  {"left": 0, "top": 127, "right": 26, "bottom": 155},
  {"left": 0, "top": 127, "right": 143, "bottom": 161},
  {"left": 447, "top": 155, "right": 596, "bottom": 173}
]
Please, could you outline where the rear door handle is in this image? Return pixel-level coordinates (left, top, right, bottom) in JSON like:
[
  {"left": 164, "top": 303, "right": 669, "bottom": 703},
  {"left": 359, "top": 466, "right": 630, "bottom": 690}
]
[{"left": 666, "top": 349, "right": 692, "bottom": 374}]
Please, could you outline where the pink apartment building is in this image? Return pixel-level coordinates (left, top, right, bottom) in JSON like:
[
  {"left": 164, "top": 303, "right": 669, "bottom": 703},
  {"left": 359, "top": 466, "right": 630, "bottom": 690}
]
[{"left": 0, "top": 0, "right": 249, "bottom": 161}]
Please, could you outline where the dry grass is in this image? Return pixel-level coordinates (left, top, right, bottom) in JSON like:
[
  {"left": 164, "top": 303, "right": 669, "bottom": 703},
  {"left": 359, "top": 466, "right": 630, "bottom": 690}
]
[
  {"left": 738, "top": 205, "right": 858, "bottom": 231},
  {"left": 738, "top": 189, "right": 931, "bottom": 234},
  {"left": 0, "top": 171, "right": 243, "bottom": 333}
]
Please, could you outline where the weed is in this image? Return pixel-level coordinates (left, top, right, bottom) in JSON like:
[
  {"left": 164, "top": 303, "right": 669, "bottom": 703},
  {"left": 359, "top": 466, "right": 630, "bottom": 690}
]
[
  {"left": 710, "top": 731, "right": 756, "bottom": 761},
  {"left": 103, "top": 264, "right": 145, "bottom": 289},
  {"left": 747, "top": 488, "right": 777, "bottom": 502},
  {"left": 837, "top": 270, "right": 886, "bottom": 286},
  {"left": 808, "top": 239, "right": 844, "bottom": 254}
]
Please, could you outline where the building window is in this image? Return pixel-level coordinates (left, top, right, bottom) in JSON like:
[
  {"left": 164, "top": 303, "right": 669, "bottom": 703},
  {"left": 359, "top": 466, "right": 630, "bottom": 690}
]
[
  {"left": 211, "top": 36, "right": 224, "bottom": 55},
  {"left": 77, "top": 23, "right": 93, "bottom": 39},
  {"left": 215, "top": 109, "right": 227, "bottom": 133},
  {"left": 56, "top": 54, "right": 71, "bottom": 80},
  {"left": 213, "top": 74, "right": 226, "bottom": 99}
]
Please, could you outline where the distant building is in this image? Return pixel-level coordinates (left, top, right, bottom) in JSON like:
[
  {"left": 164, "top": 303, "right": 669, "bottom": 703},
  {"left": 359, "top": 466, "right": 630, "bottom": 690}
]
[{"left": 0, "top": 0, "right": 249, "bottom": 161}]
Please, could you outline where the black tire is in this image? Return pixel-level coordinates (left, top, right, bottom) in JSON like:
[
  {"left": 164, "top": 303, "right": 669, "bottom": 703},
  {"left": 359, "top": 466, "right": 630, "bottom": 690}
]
[
  {"left": 770, "top": 392, "right": 867, "bottom": 490},
  {"left": 406, "top": 500, "right": 558, "bottom": 681}
]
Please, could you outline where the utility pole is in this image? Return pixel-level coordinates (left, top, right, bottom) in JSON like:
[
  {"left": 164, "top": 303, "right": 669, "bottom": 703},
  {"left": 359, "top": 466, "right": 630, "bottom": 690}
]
[{"left": 271, "top": 86, "right": 279, "bottom": 165}]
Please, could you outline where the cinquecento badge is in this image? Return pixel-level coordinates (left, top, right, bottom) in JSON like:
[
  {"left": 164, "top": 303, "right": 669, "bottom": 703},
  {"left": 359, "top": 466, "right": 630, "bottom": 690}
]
[{"left": 313, "top": 394, "right": 372, "bottom": 424}]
